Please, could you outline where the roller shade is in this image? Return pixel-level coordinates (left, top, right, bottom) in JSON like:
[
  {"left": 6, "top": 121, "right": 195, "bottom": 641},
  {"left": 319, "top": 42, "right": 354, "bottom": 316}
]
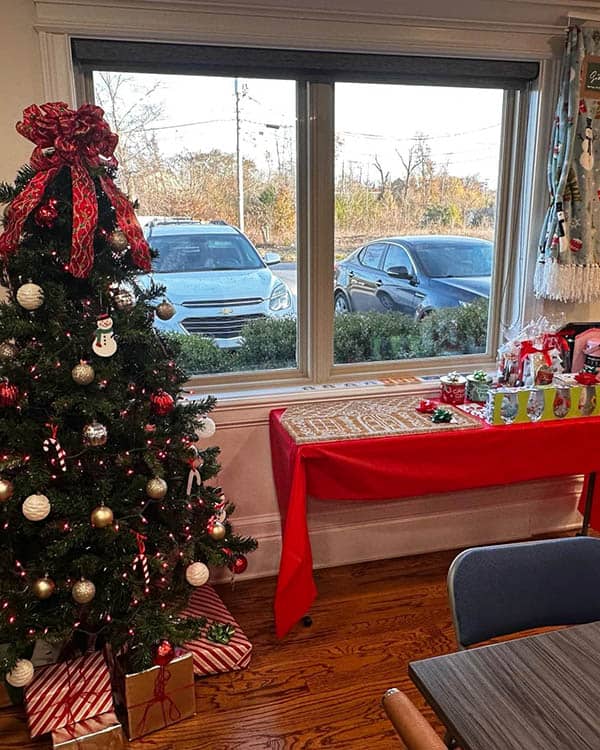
[{"left": 72, "top": 38, "right": 538, "bottom": 90}]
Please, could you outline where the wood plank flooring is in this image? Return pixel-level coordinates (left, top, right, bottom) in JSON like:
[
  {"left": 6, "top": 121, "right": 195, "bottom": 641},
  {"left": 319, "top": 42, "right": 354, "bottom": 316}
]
[{"left": 0, "top": 547, "right": 486, "bottom": 749}]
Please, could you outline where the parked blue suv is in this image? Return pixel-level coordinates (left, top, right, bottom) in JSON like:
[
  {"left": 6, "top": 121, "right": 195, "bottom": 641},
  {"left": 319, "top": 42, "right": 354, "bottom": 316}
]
[
  {"left": 334, "top": 235, "right": 492, "bottom": 319},
  {"left": 144, "top": 220, "right": 293, "bottom": 348}
]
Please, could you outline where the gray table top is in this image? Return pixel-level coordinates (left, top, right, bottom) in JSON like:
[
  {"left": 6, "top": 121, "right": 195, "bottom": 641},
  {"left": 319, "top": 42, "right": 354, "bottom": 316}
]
[{"left": 409, "top": 620, "right": 600, "bottom": 750}]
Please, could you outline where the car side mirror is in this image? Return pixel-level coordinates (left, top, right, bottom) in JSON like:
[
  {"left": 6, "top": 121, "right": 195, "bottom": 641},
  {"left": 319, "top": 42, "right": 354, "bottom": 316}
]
[
  {"left": 387, "top": 265, "right": 412, "bottom": 280},
  {"left": 264, "top": 252, "right": 281, "bottom": 265}
]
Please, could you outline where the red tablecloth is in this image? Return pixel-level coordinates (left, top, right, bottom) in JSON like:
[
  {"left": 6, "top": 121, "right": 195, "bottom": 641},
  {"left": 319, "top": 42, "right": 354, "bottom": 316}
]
[{"left": 270, "top": 408, "right": 600, "bottom": 638}]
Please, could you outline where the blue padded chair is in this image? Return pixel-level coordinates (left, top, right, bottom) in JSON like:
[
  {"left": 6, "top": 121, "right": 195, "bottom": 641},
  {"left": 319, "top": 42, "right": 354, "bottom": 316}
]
[{"left": 447, "top": 536, "right": 600, "bottom": 650}]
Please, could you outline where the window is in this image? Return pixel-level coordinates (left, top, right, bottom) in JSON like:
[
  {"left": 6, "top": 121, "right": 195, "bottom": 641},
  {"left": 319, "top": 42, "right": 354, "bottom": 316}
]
[{"left": 73, "top": 39, "right": 538, "bottom": 387}]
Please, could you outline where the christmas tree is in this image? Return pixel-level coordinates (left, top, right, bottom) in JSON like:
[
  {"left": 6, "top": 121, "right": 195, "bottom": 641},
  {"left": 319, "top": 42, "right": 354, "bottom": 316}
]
[{"left": 0, "top": 102, "right": 256, "bottom": 684}]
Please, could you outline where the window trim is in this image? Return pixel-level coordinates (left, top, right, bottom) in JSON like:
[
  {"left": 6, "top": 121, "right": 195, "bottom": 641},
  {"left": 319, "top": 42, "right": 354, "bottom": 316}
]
[{"left": 74, "top": 46, "right": 541, "bottom": 393}]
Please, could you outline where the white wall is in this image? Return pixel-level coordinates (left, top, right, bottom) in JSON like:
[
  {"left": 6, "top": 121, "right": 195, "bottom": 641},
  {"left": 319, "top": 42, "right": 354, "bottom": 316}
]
[{"left": 1, "top": 0, "right": 598, "bottom": 583}]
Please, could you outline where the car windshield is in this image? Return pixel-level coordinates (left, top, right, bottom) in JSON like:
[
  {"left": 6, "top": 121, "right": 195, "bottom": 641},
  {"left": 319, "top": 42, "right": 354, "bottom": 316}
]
[
  {"left": 412, "top": 239, "right": 492, "bottom": 278},
  {"left": 151, "top": 233, "right": 264, "bottom": 273}
]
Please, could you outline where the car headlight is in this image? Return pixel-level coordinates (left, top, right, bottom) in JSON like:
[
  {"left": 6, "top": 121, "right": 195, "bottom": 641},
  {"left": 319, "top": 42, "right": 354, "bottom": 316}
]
[{"left": 269, "top": 282, "right": 292, "bottom": 311}]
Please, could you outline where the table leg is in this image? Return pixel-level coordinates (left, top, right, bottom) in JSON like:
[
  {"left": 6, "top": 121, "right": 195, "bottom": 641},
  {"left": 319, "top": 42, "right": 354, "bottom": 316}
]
[{"left": 578, "top": 471, "right": 596, "bottom": 537}]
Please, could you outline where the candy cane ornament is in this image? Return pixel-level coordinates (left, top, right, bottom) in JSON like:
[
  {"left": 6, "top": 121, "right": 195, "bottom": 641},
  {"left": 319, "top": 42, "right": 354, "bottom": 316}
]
[
  {"left": 43, "top": 423, "right": 67, "bottom": 472},
  {"left": 132, "top": 531, "right": 151, "bottom": 593}
]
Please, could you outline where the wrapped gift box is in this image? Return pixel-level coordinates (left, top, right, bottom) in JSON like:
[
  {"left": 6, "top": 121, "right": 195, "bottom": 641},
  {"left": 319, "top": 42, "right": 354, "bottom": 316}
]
[
  {"left": 182, "top": 585, "right": 252, "bottom": 676},
  {"left": 112, "top": 650, "right": 195, "bottom": 740},
  {"left": 51, "top": 710, "right": 124, "bottom": 749},
  {"left": 25, "top": 651, "right": 114, "bottom": 738}
]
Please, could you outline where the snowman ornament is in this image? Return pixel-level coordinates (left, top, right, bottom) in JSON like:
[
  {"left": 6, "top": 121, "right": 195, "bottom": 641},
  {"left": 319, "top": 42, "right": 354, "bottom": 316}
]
[{"left": 93, "top": 314, "right": 117, "bottom": 357}]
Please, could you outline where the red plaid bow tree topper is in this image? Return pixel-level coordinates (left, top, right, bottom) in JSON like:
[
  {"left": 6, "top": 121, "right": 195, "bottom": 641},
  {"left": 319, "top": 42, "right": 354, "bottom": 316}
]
[{"left": 0, "top": 101, "right": 151, "bottom": 278}]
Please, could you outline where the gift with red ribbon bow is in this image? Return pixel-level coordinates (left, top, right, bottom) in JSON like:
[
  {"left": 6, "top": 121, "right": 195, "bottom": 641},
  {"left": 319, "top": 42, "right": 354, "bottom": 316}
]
[
  {"left": 25, "top": 651, "right": 114, "bottom": 738},
  {"left": 116, "top": 650, "right": 195, "bottom": 740},
  {"left": 0, "top": 102, "right": 151, "bottom": 278}
]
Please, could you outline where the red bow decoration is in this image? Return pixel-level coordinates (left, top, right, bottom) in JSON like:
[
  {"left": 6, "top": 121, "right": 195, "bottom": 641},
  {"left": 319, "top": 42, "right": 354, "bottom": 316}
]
[
  {"left": 519, "top": 341, "right": 553, "bottom": 367},
  {"left": 0, "top": 102, "right": 151, "bottom": 278},
  {"left": 575, "top": 371, "right": 599, "bottom": 385}
]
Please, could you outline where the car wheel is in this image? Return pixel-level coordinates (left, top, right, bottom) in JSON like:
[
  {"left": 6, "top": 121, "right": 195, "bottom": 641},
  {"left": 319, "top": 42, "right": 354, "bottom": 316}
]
[
  {"left": 378, "top": 292, "right": 395, "bottom": 311},
  {"left": 334, "top": 291, "right": 352, "bottom": 314}
]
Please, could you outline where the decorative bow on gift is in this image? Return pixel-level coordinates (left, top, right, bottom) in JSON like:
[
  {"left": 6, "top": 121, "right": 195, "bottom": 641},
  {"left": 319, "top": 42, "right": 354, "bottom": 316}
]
[{"left": 0, "top": 101, "right": 151, "bottom": 278}]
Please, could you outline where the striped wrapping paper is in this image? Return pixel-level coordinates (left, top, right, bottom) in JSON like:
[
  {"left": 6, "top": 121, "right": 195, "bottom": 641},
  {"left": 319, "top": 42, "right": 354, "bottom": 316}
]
[
  {"left": 25, "top": 651, "right": 114, "bottom": 738},
  {"left": 182, "top": 585, "right": 252, "bottom": 676}
]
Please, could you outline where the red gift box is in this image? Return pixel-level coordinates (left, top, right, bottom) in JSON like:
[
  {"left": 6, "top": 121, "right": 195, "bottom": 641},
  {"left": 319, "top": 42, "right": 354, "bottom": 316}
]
[
  {"left": 25, "top": 651, "right": 114, "bottom": 738},
  {"left": 182, "top": 585, "right": 252, "bottom": 676}
]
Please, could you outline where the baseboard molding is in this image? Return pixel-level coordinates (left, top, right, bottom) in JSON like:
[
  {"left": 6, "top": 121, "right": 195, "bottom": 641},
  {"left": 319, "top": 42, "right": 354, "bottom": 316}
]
[{"left": 212, "top": 475, "right": 583, "bottom": 582}]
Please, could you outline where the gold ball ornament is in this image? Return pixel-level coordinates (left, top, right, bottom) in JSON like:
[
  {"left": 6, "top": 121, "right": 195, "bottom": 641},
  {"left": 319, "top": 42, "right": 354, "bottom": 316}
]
[
  {"left": 109, "top": 230, "right": 128, "bottom": 252},
  {"left": 91, "top": 504, "right": 114, "bottom": 528},
  {"left": 185, "top": 562, "right": 210, "bottom": 587},
  {"left": 6, "top": 659, "right": 35, "bottom": 688},
  {"left": 72, "top": 579, "right": 96, "bottom": 605},
  {"left": 32, "top": 576, "right": 56, "bottom": 600},
  {"left": 0, "top": 478, "right": 14, "bottom": 502},
  {"left": 0, "top": 341, "right": 18, "bottom": 360},
  {"left": 155, "top": 300, "right": 176, "bottom": 321},
  {"left": 209, "top": 521, "right": 226, "bottom": 541},
  {"left": 23, "top": 493, "right": 51, "bottom": 521},
  {"left": 72, "top": 360, "right": 95, "bottom": 386},
  {"left": 83, "top": 421, "right": 108, "bottom": 447},
  {"left": 16, "top": 282, "right": 44, "bottom": 311},
  {"left": 146, "top": 477, "right": 167, "bottom": 500},
  {"left": 113, "top": 289, "right": 135, "bottom": 312}
]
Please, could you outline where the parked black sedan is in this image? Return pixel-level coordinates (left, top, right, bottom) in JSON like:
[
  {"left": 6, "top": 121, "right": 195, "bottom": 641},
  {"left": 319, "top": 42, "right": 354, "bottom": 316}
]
[{"left": 334, "top": 235, "right": 492, "bottom": 319}]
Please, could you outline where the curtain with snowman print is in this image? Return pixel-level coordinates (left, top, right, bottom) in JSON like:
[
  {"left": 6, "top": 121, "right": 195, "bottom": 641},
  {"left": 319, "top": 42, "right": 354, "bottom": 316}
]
[{"left": 535, "top": 26, "right": 600, "bottom": 303}]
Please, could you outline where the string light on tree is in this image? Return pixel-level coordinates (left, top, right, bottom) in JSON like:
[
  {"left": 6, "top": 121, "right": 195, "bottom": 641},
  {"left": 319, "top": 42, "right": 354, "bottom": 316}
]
[{"left": 0, "top": 380, "right": 19, "bottom": 407}]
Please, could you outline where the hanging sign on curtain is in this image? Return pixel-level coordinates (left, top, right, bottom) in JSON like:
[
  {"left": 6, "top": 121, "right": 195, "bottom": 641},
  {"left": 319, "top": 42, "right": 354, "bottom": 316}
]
[{"left": 582, "top": 56, "right": 600, "bottom": 98}]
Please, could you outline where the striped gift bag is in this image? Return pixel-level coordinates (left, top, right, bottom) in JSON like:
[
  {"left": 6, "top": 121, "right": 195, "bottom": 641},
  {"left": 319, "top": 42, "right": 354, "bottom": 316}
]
[
  {"left": 25, "top": 651, "right": 114, "bottom": 738},
  {"left": 182, "top": 585, "right": 252, "bottom": 676}
]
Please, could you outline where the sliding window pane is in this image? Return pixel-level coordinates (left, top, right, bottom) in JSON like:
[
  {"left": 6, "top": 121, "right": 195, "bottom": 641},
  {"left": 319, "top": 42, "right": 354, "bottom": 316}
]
[
  {"left": 93, "top": 71, "right": 298, "bottom": 376},
  {"left": 333, "top": 82, "right": 502, "bottom": 365}
]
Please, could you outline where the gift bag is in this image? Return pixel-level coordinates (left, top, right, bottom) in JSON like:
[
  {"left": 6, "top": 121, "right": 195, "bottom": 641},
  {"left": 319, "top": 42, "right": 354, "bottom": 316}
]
[
  {"left": 182, "top": 585, "right": 252, "bottom": 676},
  {"left": 51, "top": 710, "right": 124, "bottom": 749},
  {"left": 25, "top": 651, "right": 114, "bottom": 738},
  {"left": 111, "top": 650, "right": 195, "bottom": 740}
]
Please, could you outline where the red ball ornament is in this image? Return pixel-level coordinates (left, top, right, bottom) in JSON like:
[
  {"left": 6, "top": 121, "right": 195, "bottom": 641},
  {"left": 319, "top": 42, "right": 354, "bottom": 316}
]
[
  {"left": 229, "top": 555, "right": 248, "bottom": 575},
  {"left": 34, "top": 198, "right": 59, "bottom": 228},
  {"left": 150, "top": 390, "right": 175, "bottom": 416},
  {"left": 153, "top": 639, "right": 175, "bottom": 666},
  {"left": 0, "top": 380, "right": 19, "bottom": 407}
]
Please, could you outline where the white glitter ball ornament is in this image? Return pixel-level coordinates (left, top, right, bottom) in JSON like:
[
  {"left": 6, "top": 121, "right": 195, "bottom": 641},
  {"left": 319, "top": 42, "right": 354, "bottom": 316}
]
[
  {"left": 6, "top": 659, "right": 35, "bottom": 688},
  {"left": 185, "top": 562, "right": 210, "bottom": 587},
  {"left": 194, "top": 417, "right": 216, "bottom": 442},
  {"left": 22, "top": 493, "right": 51, "bottom": 521},
  {"left": 16, "top": 283, "right": 44, "bottom": 311}
]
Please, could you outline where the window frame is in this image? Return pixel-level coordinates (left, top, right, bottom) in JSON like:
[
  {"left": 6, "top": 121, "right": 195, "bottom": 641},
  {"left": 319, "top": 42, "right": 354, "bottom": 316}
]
[{"left": 73, "top": 45, "right": 539, "bottom": 394}]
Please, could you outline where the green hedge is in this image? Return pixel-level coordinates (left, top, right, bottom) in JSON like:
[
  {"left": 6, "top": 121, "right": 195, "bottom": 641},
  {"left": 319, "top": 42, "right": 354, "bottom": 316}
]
[{"left": 168, "top": 299, "right": 489, "bottom": 375}]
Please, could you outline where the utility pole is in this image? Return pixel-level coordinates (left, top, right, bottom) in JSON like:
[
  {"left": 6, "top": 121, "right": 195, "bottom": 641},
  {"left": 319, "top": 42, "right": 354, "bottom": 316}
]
[{"left": 234, "top": 78, "right": 244, "bottom": 232}]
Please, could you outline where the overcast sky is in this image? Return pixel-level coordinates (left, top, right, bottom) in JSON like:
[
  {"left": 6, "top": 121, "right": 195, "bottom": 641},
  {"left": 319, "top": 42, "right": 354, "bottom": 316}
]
[{"left": 94, "top": 72, "right": 503, "bottom": 188}]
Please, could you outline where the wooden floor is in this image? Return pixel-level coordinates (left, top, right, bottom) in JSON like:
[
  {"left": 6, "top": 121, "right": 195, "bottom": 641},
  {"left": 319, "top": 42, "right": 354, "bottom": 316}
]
[{"left": 0, "top": 548, "right": 473, "bottom": 749}]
